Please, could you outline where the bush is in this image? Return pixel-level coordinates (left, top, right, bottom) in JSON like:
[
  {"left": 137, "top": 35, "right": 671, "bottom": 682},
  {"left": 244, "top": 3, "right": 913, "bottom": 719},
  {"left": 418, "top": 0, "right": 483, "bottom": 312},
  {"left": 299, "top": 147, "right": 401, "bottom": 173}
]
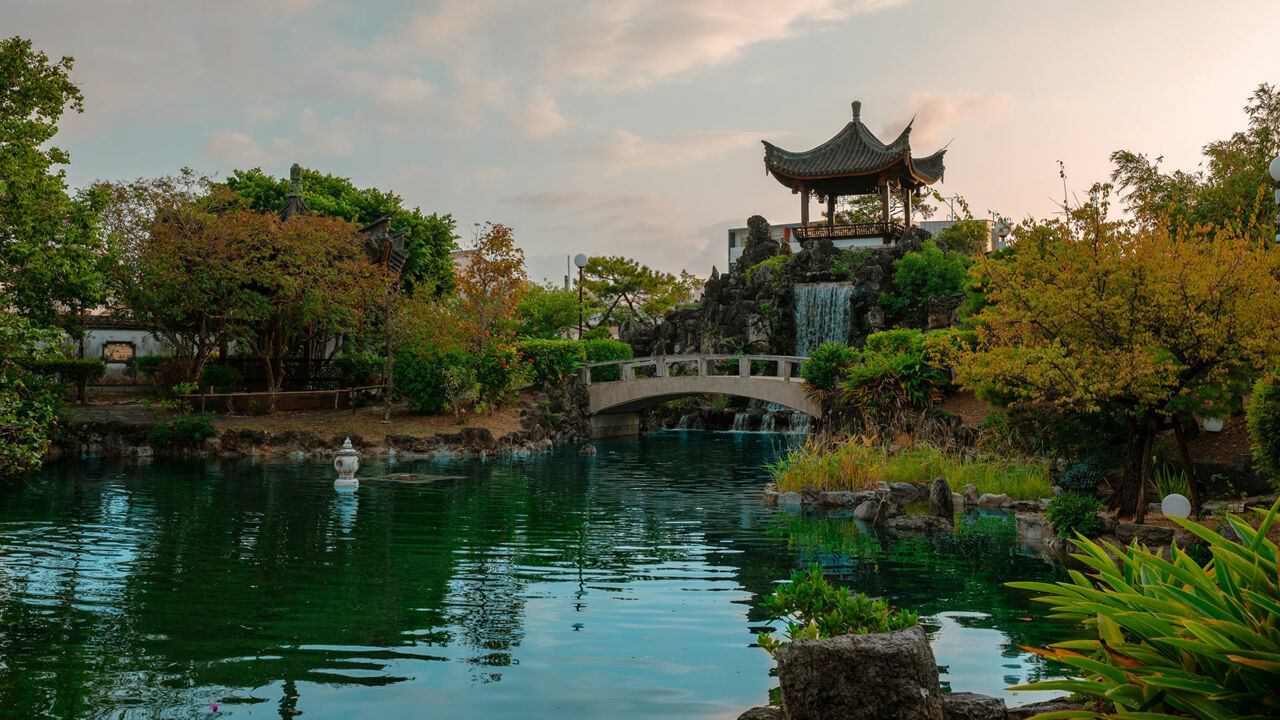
[
  {"left": 580, "top": 338, "right": 632, "bottom": 382},
  {"left": 757, "top": 565, "right": 917, "bottom": 656},
  {"left": 1057, "top": 453, "right": 1107, "bottom": 495},
  {"left": 838, "top": 349, "right": 946, "bottom": 412},
  {"left": 26, "top": 358, "right": 106, "bottom": 385},
  {"left": 135, "top": 355, "right": 170, "bottom": 378},
  {"left": 1248, "top": 375, "right": 1280, "bottom": 491},
  {"left": 746, "top": 255, "right": 787, "bottom": 285},
  {"left": 198, "top": 364, "right": 241, "bottom": 393},
  {"left": 474, "top": 344, "right": 532, "bottom": 407},
  {"left": 516, "top": 339, "right": 587, "bottom": 386},
  {"left": 1009, "top": 499, "right": 1280, "bottom": 719},
  {"left": 581, "top": 326, "right": 612, "bottom": 340},
  {"left": 395, "top": 350, "right": 463, "bottom": 413},
  {"left": 333, "top": 352, "right": 383, "bottom": 386},
  {"left": 148, "top": 410, "right": 216, "bottom": 448},
  {"left": 1043, "top": 492, "right": 1103, "bottom": 538},
  {"left": 800, "top": 341, "right": 860, "bottom": 393},
  {"left": 152, "top": 358, "right": 193, "bottom": 395},
  {"left": 864, "top": 328, "right": 924, "bottom": 355}
]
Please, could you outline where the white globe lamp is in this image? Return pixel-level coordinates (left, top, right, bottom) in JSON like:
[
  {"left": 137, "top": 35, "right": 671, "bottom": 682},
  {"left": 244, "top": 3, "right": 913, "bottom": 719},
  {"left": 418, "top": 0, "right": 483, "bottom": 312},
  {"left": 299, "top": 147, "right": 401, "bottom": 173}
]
[{"left": 1161, "top": 493, "right": 1192, "bottom": 519}]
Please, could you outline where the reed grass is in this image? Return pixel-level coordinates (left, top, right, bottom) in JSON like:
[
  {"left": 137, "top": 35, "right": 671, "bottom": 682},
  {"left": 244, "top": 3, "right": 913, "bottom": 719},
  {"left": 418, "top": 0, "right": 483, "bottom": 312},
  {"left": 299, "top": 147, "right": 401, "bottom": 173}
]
[{"left": 769, "top": 441, "right": 1052, "bottom": 500}]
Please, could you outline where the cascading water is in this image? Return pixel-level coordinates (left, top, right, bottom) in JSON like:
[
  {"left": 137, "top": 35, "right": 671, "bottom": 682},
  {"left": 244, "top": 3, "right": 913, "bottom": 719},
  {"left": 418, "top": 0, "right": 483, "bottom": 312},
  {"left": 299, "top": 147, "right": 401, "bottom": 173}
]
[
  {"left": 794, "top": 282, "right": 856, "bottom": 356},
  {"left": 790, "top": 413, "right": 813, "bottom": 434},
  {"left": 731, "top": 412, "right": 753, "bottom": 431}
]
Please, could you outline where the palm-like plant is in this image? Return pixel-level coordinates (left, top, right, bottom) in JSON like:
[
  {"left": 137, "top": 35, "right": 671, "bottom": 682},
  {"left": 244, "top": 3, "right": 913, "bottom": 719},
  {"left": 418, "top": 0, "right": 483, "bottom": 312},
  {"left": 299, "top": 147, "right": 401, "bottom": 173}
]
[{"left": 1008, "top": 500, "right": 1279, "bottom": 719}]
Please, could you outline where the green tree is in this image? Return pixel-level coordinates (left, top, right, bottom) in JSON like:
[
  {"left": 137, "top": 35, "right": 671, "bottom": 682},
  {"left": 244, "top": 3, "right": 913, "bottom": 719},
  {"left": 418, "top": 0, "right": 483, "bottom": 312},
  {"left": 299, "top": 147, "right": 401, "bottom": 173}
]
[
  {"left": 0, "top": 36, "right": 109, "bottom": 349},
  {"left": 0, "top": 312, "right": 66, "bottom": 478},
  {"left": 1111, "top": 82, "right": 1280, "bottom": 239},
  {"left": 222, "top": 167, "right": 457, "bottom": 295},
  {"left": 948, "top": 187, "right": 1280, "bottom": 520},
  {"left": 878, "top": 240, "right": 971, "bottom": 326},
  {"left": 581, "top": 256, "right": 697, "bottom": 328},
  {"left": 515, "top": 282, "right": 584, "bottom": 339},
  {"left": 931, "top": 219, "right": 990, "bottom": 256}
]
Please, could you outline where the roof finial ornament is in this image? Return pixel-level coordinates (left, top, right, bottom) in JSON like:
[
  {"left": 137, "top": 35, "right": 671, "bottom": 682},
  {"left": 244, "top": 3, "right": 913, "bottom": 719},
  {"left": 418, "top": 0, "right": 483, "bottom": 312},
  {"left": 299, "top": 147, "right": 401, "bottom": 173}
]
[
  {"left": 851, "top": 100, "right": 862, "bottom": 121},
  {"left": 288, "top": 163, "right": 303, "bottom": 198}
]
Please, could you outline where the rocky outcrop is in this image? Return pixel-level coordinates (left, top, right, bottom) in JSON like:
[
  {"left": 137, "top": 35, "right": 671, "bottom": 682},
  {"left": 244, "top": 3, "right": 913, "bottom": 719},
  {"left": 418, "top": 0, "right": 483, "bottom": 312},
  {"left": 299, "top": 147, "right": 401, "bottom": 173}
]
[
  {"left": 929, "top": 477, "right": 954, "bottom": 519},
  {"left": 774, "top": 626, "right": 943, "bottom": 720},
  {"left": 941, "top": 692, "right": 1007, "bottom": 720}
]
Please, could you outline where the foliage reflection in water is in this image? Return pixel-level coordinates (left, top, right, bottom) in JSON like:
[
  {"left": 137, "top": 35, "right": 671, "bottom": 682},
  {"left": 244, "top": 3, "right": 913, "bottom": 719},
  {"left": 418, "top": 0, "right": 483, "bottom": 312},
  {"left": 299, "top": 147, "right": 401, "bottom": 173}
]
[{"left": 0, "top": 431, "right": 1065, "bottom": 719}]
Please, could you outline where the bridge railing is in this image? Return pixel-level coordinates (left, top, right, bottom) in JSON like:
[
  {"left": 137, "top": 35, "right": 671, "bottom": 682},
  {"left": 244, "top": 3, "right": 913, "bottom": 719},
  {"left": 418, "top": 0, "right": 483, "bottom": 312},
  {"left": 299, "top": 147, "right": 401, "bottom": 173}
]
[{"left": 579, "top": 354, "right": 806, "bottom": 385}]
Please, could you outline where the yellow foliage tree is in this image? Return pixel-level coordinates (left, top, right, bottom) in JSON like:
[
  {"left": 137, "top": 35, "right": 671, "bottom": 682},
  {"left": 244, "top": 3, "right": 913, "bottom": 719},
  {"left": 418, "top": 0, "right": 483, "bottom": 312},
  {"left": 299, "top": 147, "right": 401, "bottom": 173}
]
[{"left": 949, "top": 186, "right": 1280, "bottom": 520}]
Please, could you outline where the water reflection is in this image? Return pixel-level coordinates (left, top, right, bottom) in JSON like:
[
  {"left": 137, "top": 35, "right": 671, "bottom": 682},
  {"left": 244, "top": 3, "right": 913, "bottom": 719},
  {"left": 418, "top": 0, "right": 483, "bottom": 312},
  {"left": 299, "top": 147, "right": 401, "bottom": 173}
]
[{"left": 0, "top": 432, "right": 1067, "bottom": 719}]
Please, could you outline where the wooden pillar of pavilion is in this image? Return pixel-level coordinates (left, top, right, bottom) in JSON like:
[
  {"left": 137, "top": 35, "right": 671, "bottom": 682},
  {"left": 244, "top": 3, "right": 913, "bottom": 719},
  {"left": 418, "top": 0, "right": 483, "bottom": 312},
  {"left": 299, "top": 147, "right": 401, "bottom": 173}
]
[
  {"left": 827, "top": 195, "right": 836, "bottom": 226},
  {"left": 879, "top": 182, "right": 891, "bottom": 226},
  {"left": 800, "top": 185, "right": 809, "bottom": 228},
  {"left": 902, "top": 187, "right": 913, "bottom": 228}
]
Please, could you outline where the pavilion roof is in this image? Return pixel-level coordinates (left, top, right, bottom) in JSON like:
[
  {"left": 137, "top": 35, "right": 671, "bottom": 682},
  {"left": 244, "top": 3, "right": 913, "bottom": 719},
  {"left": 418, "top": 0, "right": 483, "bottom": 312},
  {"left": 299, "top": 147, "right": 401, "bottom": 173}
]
[{"left": 762, "top": 101, "right": 946, "bottom": 194}]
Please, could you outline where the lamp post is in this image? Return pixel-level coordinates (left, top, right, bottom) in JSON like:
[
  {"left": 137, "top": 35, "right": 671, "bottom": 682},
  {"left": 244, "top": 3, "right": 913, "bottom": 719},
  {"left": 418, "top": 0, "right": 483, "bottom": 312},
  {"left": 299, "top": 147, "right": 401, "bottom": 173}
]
[
  {"left": 574, "top": 253, "right": 588, "bottom": 339},
  {"left": 996, "top": 221, "right": 1011, "bottom": 251},
  {"left": 1269, "top": 154, "right": 1280, "bottom": 243}
]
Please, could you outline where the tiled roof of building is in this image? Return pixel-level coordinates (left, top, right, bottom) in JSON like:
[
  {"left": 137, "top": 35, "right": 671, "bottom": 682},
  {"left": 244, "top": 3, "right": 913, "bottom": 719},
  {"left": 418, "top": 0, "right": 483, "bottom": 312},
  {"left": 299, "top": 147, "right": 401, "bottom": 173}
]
[{"left": 762, "top": 101, "right": 946, "bottom": 188}]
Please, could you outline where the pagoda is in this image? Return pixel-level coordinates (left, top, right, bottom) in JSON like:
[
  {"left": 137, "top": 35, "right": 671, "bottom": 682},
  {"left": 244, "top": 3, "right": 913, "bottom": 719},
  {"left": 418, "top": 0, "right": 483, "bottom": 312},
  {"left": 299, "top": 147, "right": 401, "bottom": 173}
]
[{"left": 762, "top": 100, "right": 945, "bottom": 244}]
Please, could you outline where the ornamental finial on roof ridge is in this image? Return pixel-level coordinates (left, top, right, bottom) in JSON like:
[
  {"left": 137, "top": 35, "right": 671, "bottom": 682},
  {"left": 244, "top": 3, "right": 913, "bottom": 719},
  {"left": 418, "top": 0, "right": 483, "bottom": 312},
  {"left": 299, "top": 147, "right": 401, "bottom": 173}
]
[{"left": 851, "top": 100, "right": 861, "bottom": 121}]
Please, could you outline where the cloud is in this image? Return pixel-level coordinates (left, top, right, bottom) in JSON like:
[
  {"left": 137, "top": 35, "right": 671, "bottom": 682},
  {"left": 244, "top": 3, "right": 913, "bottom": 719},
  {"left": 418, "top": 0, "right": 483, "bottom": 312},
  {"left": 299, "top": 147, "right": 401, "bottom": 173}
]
[
  {"left": 565, "top": 129, "right": 780, "bottom": 169},
  {"left": 201, "top": 130, "right": 268, "bottom": 166},
  {"left": 881, "top": 91, "right": 1014, "bottom": 148},
  {"left": 517, "top": 87, "right": 568, "bottom": 139},
  {"left": 500, "top": 191, "right": 595, "bottom": 208}
]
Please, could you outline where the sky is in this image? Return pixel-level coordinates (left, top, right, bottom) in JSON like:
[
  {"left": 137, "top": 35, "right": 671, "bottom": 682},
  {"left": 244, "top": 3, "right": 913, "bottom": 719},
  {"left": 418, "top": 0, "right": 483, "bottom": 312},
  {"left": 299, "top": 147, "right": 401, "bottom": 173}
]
[{"left": 11, "top": 0, "right": 1280, "bottom": 282}]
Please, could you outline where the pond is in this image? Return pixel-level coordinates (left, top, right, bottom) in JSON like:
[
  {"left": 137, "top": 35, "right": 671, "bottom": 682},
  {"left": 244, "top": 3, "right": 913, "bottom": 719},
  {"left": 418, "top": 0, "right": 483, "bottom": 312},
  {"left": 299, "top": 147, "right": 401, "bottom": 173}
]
[{"left": 0, "top": 431, "right": 1067, "bottom": 719}]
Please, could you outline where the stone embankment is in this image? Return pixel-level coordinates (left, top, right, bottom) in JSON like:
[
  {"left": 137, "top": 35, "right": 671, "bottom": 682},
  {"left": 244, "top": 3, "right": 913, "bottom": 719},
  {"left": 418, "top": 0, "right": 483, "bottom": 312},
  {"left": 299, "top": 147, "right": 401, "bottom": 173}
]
[{"left": 58, "top": 383, "right": 593, "bottom": 462}]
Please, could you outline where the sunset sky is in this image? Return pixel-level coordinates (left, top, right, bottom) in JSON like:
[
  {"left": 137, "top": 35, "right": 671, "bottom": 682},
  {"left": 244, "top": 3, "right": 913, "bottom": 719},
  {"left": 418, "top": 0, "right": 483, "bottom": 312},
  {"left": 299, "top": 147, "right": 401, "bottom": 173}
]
[{"left": 12, "top": 0, "right": 1280, "bottom": 281}]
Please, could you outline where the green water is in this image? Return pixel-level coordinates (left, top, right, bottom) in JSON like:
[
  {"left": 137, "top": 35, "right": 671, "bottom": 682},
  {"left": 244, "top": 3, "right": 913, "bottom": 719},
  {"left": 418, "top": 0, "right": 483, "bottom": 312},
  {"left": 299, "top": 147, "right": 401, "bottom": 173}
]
[{"left": 0, "top": 431, "right": 1067, "bottom": 719}]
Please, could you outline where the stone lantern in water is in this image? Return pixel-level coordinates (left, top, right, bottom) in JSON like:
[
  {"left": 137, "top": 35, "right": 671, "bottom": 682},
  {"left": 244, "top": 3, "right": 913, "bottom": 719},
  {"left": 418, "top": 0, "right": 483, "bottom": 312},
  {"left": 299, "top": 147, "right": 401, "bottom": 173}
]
[{"left": 334, "top": 437, "right": 360, "bottom": 488}]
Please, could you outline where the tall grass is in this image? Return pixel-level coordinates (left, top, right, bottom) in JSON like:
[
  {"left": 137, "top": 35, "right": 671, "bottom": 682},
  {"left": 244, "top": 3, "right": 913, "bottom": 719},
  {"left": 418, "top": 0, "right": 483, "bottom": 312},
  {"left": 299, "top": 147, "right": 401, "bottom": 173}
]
[
  {"left": 1152, "top": 464, "right": 1192, "bottom": 498},
  {"left": 769, "top": 441, "right": 1052, "bottom": 500},
  {"left": 769, "top": 437, "right": 884, "bottom": 493}
]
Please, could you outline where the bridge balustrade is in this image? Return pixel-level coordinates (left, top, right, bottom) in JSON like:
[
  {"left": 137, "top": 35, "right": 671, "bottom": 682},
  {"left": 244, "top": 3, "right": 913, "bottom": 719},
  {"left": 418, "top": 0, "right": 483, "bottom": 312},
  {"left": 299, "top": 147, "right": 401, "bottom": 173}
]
[{"left": 579, "top": 354, "right": 806, "bottom": 385}]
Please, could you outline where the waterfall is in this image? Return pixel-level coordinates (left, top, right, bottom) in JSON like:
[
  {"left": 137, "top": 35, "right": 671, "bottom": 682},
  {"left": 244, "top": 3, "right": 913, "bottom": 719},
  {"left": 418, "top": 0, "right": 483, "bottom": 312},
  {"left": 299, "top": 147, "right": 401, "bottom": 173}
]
[
  {"left": 731, "top": 412, "right": 753, "bottom": 432},
  {"left": 794, "top": 283, "right": 855, "bottom": 356},
  {"left": 790, "top": 413, "right": 813, "bottom": 435}
]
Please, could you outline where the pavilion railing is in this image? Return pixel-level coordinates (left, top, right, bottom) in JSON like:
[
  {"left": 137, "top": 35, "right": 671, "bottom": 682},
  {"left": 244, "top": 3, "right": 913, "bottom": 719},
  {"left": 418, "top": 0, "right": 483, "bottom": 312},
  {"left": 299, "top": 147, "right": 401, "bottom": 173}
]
[{"left": 792, "top": 222, "right": 905, "bottom": 242}]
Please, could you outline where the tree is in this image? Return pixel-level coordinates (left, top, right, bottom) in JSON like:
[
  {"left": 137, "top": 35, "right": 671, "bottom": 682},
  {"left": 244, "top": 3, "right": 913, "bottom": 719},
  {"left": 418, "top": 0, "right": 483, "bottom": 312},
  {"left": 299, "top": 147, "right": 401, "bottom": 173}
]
[
  {"left": 948, "top": 186, "right": 1280, "bottom": 520},
  {"left": 515, "top": 282, "right": 583, "bottom": 339},
  {"left": 878, "top": 240, "right": 971, "bottom": 326},
  {"left": 1111, "top": 83, "right": 1280, "bottom": 240},
  {"left": 222, "top": 167, "right": 457, "bottom": 295},
  {"left": 828, "top": 192, "right": 936, "bottom": 225},
  {"left": 0, "top": 312, "right": 66, "bottom": 478},
  {"left": 0, "top": 36, "right": 109, "bottom": 348},
  {"left": 454, "top": 222, "right": 527, "bottom": 350},
  {"left": 931, "top": 220, "right": 990, "bottom": 256},
  {"left": 581, "top": 256, "right": 697, "bottom": 328}
]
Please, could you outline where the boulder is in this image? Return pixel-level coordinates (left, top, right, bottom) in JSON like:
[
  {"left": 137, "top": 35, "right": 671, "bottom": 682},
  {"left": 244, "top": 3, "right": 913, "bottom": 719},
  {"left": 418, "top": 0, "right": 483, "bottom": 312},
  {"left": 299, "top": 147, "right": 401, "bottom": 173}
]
[
  {"left": 1115, "top": 523, "right": 1174, "bottom": 547},
  {"left": 819, "top": 491, "right": 859, "bottom": 506},
  {"left": 778, "top": 492, "right": 803, "bottom": 508},
  {"left": 890, "top": 482, "right": 920, "bottom": 502},
  {"left": 736, "top": 707, "right": 785, "bottom": 720},
  {"left": 1009, "top": 500, "right": 1039, "bottom": 512},
  {"left": 853, "top": 501, "right": 879, "bottom": 521},
  {"left": 459, "top": 427, "right": 496, "bottom": 452},
  {"left": 888, "top": 515, "right": 953, "bottom": 536},
  {"left": 1007, "top": 699, "right": 1084, "bottom": 719},
  {"left": 1015, "top": 512, "right": 1056, "bottom": 545},
  {"left": 775, "top": 626, "right": 943, "bottom": 720},
  {"left": 929, "top": 477, "right": 954, "bottom": 518},
  {"left": 942, "top": 692, "right": 1007, "bottom": 720},
  {"left": 799, "top": 486, "right": 823, "bottom": 505},
  {"left": 578, "top": 443, "right": 597, "bottom": 455},
  {"left": 963, "top": 484, "right": 979, "bottom": 505},
  {"left": 976, "top": 493, "right": 1011, "bottom": 509}
]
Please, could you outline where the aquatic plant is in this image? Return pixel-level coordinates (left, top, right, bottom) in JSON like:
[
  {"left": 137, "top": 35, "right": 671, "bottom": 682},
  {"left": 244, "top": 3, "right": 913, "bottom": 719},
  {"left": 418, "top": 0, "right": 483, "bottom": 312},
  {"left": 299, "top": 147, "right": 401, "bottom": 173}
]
[
  {"left": 880, "top": 445, "right": 1053, "bottom": 500},
  {"left": 768, "top": 436, "right": 883, "bottom": 494}
]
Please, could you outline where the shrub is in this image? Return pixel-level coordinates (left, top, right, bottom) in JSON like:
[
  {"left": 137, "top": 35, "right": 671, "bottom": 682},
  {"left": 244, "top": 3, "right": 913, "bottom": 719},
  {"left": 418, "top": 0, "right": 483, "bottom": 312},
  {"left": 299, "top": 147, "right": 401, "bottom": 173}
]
[
  {"left": 1009, "top": 499, "right": 1280, "bottom": 719},
  {"left": 333, "top": 352, "right": 383, "bottom": 386},
  {"left": 474, "top": 344, "right": 532, "bottom": 407},
  {"left": 800, "top": 341, "right": 860, "bottom": 393},
  {"left": 516, "top": 339, "right": 587, "bottom": 386},
  {"left": 757, "top": 565, "right": 918, "bottom": 656},
  {"left": 26, "top": 358, "right": 106, "bottom": 403},
  {"left": 581, "top": 326, "right": 613, "bottom": 340},
  {"left": 1248, "top": 375, "right": 1280, "bottom": 491},
  {"left": 148, "top": 410, "right": 216, "bottom": 448},
  {"left": 395, "top": 350, "right": 464, "bottom": 413},
  {"left": 580, "top": 338, "right": 632, "bottom": 382},
  {"left": 864, "top": 328, "right": 924, "bottom": 355},
  {"left": 1043, "top": 492, "right": 1103, "bottom": 538},
  {"left": 152, "top": 358, "right": 193, "bottom": 395},
  {"left": 135, "top": 355, "right": 170, "bottom": 378},
  {"left": 198, "top": 364, "right": 241, "bottom": 393},
  {"left": 1057, "top": 454, "right": 1107, "bottom": 495},
  {"left": 746, "top": 255, "right": 787, "bottom": 285},
  {"left": 838, "top": 349, "right": 946, "bottom": 412}
]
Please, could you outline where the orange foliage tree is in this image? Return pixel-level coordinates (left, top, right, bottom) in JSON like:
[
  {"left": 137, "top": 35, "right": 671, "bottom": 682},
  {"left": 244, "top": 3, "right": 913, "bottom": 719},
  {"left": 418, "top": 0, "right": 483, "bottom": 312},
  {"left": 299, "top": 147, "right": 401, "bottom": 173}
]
[
  {"left": 453, "top": 222, "right": 527, "bottom": 351},
  {"left": 948, "top": 186, "right": 1280, "bottom": 520}
]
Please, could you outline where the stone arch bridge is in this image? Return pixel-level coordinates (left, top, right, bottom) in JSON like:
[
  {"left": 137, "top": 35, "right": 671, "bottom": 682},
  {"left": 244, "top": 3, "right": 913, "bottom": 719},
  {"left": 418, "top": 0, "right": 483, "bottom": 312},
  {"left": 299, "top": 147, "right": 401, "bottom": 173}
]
[{"left": 580, "top": 354, "right": 819, "bottom": 437}]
